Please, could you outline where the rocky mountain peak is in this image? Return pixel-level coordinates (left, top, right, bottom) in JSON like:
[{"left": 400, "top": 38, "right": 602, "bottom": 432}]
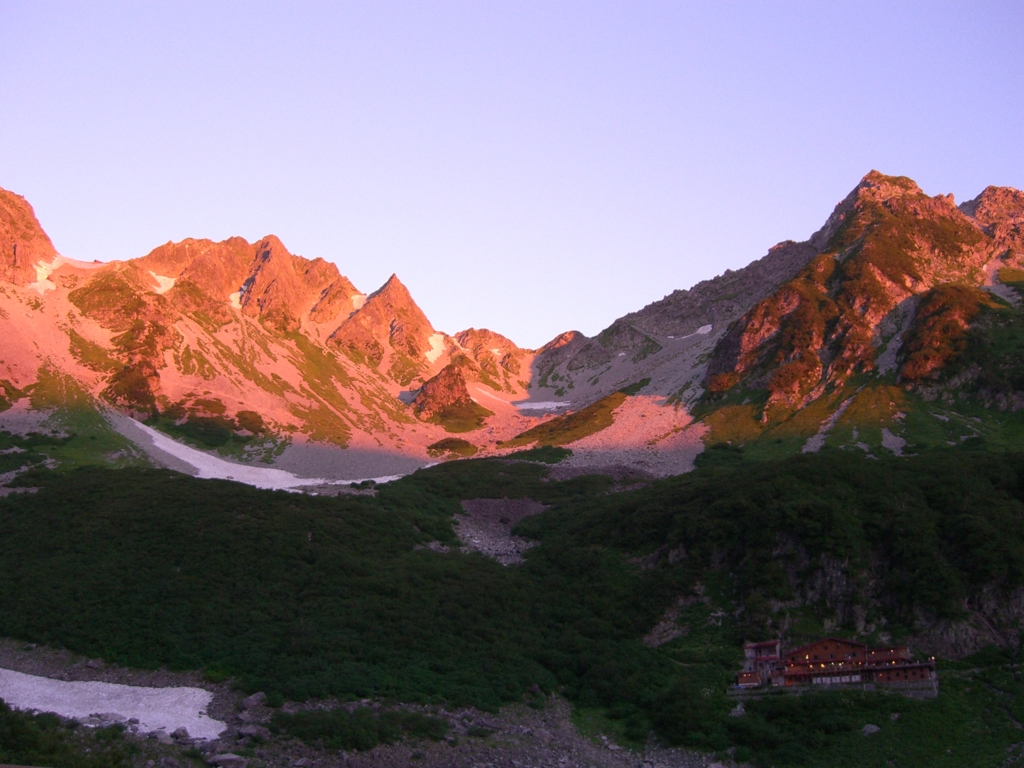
[
  {"left": 328, "top": 273, "right": 437, "bottom": 384},
  {"left": 357, "top": 273, "right": 429, "bottom": 330},
  {"left": 960, "top": 186, "right": 1024, "bottom": 225},
  {"left": 239, "top": 236, "right": 349, "bottom": 332},
  {"left": 412, "top": 363, "right": 473, "bottom": 419},
  {"left": 705, "top": 171, "right": 1010, "bottom": 416},
  {"left": 0, "top": 187, "right": 58, "bottom": 286},
  {"left": 450, "top": 328, "right": 531, "bottom": 393},
  {"left": 538, "top": 330, "right": 585, "bottom": 354},
  {"left": 858, "top": 169, "right": 925, "bottom": 198},
  {"left": 138, "top": 237, "right": 254, "bottom": 317},
  {"left": 370, "top": 273, "right": 412, "bottom": 301},
  {"left": 455, "top": 328, "right": 522, "bottom": 355}
]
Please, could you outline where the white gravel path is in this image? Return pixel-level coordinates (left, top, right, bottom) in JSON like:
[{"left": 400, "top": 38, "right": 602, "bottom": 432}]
[{"left": 0, "top": 668, "right": 226, "bottom": 739}]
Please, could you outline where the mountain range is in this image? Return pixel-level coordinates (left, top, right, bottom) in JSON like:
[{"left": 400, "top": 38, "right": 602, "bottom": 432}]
[{"left": 1, "top": 170, "right": 1022, "bottom": 480}]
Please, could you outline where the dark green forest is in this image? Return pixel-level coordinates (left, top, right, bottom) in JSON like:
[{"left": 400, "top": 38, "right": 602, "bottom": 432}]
[{"left": 1, "top": 443, "right": 1023, "bottom": 766}]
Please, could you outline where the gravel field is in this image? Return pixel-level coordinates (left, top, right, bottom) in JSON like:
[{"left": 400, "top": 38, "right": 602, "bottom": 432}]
[{"left": 559, "top": 396, "right": 707, "bottom": 478}]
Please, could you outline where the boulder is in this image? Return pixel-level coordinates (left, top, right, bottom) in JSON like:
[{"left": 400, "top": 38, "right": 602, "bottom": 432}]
[
  {"left": 862, "top": 723, "right": 881, "bottom": 735},
  {"left": 238, "top": 723, "right": 270, "bottom": 739},
  {"left": 240, "top": 691, "right": 267, "bottom": 710},
  {"left": 207, "top": 755, "right": 248, "bottom": 767}
]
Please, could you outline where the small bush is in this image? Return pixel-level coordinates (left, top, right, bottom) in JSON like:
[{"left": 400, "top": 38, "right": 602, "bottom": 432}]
[
  {"left": 0, "top": 698, "right": 137, "bottom": 767},
  {"left": 506, "top": 446, "right": 572, "bottom": 464},
  {"left": 427, "top": 438, "right": 478, "bottom": 458},
  {"left": 618, "top": 378, "right": 651, "bottom": 396},
  {"left": 271, "top": 707, "right": 448, "bottom": 751}
]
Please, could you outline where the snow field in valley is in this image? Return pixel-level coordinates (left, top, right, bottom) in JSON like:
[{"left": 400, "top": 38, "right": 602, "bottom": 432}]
[{"left": 0, "top": 668, "right": 226, "bottom": 739}]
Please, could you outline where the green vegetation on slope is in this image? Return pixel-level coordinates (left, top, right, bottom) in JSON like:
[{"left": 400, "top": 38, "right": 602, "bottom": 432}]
[
  {"left": 998, "top": 267, "right": 1024, "bottom": 286},
  {"left": 0, "top": 700, "right": 140, "bottom": 768},
  {"left": 0, "top": 449, "right": 1023, "bottom": 765},
  {"left": 0, "top": 371, "right": 146, "bottom": 472},
  {"left": 943, "top": 294, "right": 1024, "bottom": 405},
  {"left": 501, "top": 391, "right": 626, "bottom": 448},
  {"left": 67, "top": 327, "right": 121, "bottom": 373},
  {"left": 505, "top": 445, "right": 572, "bottom": 464},
  {"left": 144, "top": 399, "right": 286, "bottom": 461},
  {"left": 426, "top": 400, "right": 493, "bottom": 433},
  {"left": 270, "top": 707, "right": 448, "bottom": 752},
  {"left": 900, "top": 284, "right": 1002, "bottom": 381},
  {"left": 696, "top": 283, "right": 1024, "bottom": 464},
  {"left": 426, "top": 437, "right": 478, "bottom": 458}
]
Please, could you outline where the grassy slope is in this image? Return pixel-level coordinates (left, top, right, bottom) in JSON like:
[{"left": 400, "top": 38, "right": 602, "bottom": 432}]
[
  {"left": 501, "top": 391, "right": 626, "bottom": 448},
  {"left": 2, "top": 368, "right": 149, "bottom": 470},
  {"left": 696, "top": 285, "right": 1024, "bottom": 465},
  {"left": 427, "top": 400, "right": 494, "bottom": 433},
  {"left": 0, "top": 449, "right": 1023, "bottom": 765}
]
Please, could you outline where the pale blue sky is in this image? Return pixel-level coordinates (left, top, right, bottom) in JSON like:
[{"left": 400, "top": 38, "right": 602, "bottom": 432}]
[{"left": 1, "top": 2, "right": 1021, "bottom": 348}]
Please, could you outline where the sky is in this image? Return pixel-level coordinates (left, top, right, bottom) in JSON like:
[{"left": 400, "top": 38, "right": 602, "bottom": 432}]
[{"left": 1, "top": 2, "right": 1021, "bottom": 349}]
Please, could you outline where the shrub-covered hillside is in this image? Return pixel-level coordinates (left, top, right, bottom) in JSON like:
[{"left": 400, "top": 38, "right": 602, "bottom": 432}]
[{"left": 0, "top": 448, "right": 1023, "bottom": 766}]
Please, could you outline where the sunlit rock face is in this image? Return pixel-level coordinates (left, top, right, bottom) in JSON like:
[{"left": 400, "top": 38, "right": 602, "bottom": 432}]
[{"left": 703, "top": 171, "right": 1006, "bottom": 416}]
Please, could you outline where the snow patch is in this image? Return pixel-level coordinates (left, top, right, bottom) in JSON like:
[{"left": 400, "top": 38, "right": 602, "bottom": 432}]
[
  {"left": 148, "top": 271, "right": 176, "bottom": 295},
  {"left": 129, "top": 420, "right": 326, "bottom": 489},
  {"left": 424, "top": 333, "right": 445, "bottom": 363},
  {"left": 876, "top": 299, "right": 917, "bottom": 374},
  {"left": 228, "top": 291, "right": 242, "bottom": 309},
  {"left": 675, "top": 324, "right": 713, "bottom": 341},
  {"left": 119, "top": 418, "right": 401, "bottom": 490},
  {"left": 985, "top": 283, "right": 1021, "bottom": 307},
  {"left": 490, "top": 348, "right": 501, "bottom": 355},
  {"left": 472, "top": 386, "right": 512, "bottom": 405},
  {"left": 46, "top": 255, "right": 107, "bottom": 271},
  {"left": 351, "top": 294, "right": 367, "bottom": 310},
  {"left": 0, "top": 668, "right": 226, "bottom": 740},
  {"left": 28, "top": 258, "right": 59, "bottom": 294},
  {"left": 25, "top": 255, "right": 106, "bottom": 295},
  {"left": 881, "top": 428, "right": 906, "bottom": 456},
  {"left": 514, "top": 401, "right": 570, "bottom": 411},
  {"left": 802, "top": 396, "right": 854, "bottom": 453}
]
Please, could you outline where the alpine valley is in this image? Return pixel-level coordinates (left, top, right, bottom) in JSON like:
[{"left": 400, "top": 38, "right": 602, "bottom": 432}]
[{"left": 2, "top": 172, "right": 1024, "bottom": 768}]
